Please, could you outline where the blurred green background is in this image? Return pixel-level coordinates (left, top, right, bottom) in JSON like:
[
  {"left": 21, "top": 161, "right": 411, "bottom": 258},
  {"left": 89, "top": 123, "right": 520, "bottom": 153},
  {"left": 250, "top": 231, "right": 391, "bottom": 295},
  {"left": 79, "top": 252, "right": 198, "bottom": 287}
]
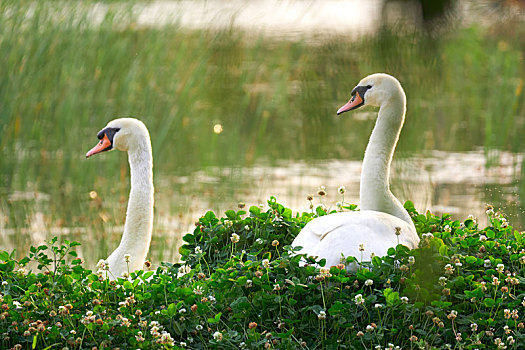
[{"left": 1, "top": 0, "right": 525, "bottom": 266}]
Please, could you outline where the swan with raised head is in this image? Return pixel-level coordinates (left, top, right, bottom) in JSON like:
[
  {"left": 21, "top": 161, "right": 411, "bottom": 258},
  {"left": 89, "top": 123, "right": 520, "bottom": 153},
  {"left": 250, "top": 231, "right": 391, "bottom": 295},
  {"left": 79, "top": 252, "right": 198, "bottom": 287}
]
[
  {"left": 292, "top": 73, "right": 419, "bottom": 267},
  {"left": 86, "top": 118, "right": 154, "bottom": 279}
]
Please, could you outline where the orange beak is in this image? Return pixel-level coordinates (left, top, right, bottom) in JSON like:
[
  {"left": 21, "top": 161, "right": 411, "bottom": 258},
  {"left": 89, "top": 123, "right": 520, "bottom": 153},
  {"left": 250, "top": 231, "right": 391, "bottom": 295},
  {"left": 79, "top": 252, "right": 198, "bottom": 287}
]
[
  {"left": 337, "top": 92, "right": 364, "bottom": 115},
  {"left": 86, "top": 134, "right": 112, "bottom": 158}
]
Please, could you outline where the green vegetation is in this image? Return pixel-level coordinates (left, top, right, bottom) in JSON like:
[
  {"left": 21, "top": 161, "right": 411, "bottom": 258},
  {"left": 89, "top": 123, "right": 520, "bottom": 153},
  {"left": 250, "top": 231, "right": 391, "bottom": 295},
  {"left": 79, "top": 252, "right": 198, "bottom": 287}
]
[
  {"left": 1, "top": 196, "right": 524, "bottom": 349},
  {"left": 2, "top": 0, "right": 525, "bottom": 263}
]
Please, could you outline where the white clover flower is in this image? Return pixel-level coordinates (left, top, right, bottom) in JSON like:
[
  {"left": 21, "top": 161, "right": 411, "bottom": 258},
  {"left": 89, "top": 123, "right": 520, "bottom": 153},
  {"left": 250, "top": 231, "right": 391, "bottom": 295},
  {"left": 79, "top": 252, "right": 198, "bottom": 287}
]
[
  {"left": 366, "top": 324, "right": 374, "bottom": 332},
  {"left": 158, "top": 331, "right": 175, "bottom": 346},
  {"left": 374, "top": 303, "right": 384, "bottom": 309},
  {"left": 336, "top": 202, "right": 343, "bottom": 210},
  {"left": 319, "top": 267, "right": 332, "bottom": 278},
  {"left": 338, "top": 186, "right": 346, "bottom": 194},
  {"left": 358, "top": 243, "right": 365, "bottom": 252},
  {"left": 503, "top": 309, "right": 511, "bottom": 319},
  {"left": 193, "top": 286, "right": 204, "bottom": 295},
  {"left": 135, "top": 331, "right": 145, "bottom": 342},
  {"left": 471, "top": 323, "right": 478, "bottom": 332},
  {"left": 364, "top": 279, "right": 373, "bottom": 287},
  {"left": 354, "top": 294, "right": 365, "bottom": 305},
  {"left": 208, "top": 295, "right": 216, "bottom": 302},
  {"left": 318, "top": 310, "right": 327, "bottom": 320},
  {"left": 262, "top": 259, "right": 270, "bottom": 269},
  {"left": 408, "top": 256, "right": 415, "bottom": 265},
  {"left": 70, "top": 330, "right": 76, "bottom": 335},
  {"left": 230, "top": 233, "right": 240, "bottom": 243},
  {"left": 443, "top": 225, "right": 451, "bottom": 233},
  {"left": 96, "top": 259, "right": 107, "bottom": 269},
  {"left": 124, "top": 254, "right": 131, "bottom": 263},
  {"left": 121, "top": 272, "right": 129, "bottom": 278},
  {"left": 400, "top": 296, "right": 409, "bottom": 304},
  {"left": 255, "top": 238, "right": 264, "bottom": 245},
  {"left": 179, "top": 308, "right": 186, "bottom": 313},
  {"left": 195, "top": 246, "right": 203, "bottom": 254},
  {"left": 496, "top": 263, "right": 505, "bottom": 273},
  {"left": 213, "top": 331, "right": 223, "bottom": 341},
  {"left": 178, "top": 265, "right": 191, "bottom": 276},
  {"left": 273, "top": 284, "right": 281, "bottom": 291},
  {"left": 444, "top": 264, "right": 454, "bottom": 275},
  {"left": 245, "top": 279, "right": 253, "bottom": 288},
  {"left": 447, "top": 310, "right": 457, "bottom": 320},
  {"left": 16, "top": 267, "right": 27, "bottom": 275},
  {"left": 484, "top": 259, "right": 491, "bottom": 268},
  {"left": 196, "top": 325, "right": 203, "bottom": 331},
  {"left": 422, "top": 232, "right": 434, "bottom": 239}
]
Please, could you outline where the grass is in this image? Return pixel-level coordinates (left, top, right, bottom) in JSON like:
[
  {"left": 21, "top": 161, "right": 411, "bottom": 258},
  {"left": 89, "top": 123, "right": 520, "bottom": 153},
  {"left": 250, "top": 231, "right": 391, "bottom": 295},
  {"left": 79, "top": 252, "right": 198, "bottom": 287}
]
[{"left": 1, "top": 1, "right": 525, "bottom": 262}]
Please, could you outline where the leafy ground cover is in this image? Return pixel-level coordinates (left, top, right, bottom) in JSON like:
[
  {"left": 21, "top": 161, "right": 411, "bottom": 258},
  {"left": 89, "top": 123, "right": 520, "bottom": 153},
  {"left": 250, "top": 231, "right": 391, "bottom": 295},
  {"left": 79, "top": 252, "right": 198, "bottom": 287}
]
[{"left": 1, "top": 194, "right": 525, "bottom": 349}]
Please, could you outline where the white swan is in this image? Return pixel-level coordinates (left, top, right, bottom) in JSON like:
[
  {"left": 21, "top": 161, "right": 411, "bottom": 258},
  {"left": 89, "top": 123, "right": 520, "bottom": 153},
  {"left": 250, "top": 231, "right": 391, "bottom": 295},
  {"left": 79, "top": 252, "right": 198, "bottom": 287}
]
[
  {"left": 292, "top": 73, "right": 419, "bottom": 268},
  {"left": 86, "top": 118, "right": 154, "bottom": 279}
]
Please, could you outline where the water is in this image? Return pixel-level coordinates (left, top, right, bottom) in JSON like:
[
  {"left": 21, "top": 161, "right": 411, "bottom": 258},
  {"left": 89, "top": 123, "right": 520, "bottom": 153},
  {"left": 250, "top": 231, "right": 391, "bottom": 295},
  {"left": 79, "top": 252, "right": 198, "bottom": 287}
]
[{"left": 1, "top": 0, "right": 525, "bottom": 267}]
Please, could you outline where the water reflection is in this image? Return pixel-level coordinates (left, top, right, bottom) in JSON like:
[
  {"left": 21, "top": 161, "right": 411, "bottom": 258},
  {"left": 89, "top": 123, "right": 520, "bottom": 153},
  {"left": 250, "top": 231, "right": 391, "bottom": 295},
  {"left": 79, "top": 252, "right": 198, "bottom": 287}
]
[{"left": 2, "top": 150, "right": 523, "bottom": 267}]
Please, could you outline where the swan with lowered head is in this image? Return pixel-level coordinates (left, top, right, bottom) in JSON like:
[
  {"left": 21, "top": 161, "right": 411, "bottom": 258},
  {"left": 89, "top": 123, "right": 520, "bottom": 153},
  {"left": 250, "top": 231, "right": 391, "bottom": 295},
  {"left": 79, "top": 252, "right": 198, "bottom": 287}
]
[
  {"left": 86, "top": 118, "right": 154, "bottom": 279},
  {"left": 292, "top": 73, "right": 419, "bottom": 268}
]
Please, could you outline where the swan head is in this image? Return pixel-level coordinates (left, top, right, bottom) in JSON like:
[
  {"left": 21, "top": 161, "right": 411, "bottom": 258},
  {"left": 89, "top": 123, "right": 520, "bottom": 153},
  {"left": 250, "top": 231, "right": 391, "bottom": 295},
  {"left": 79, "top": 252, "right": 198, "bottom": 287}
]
[
  {"left": 86, "top": 118, "right": 150, "bottom": 158},
  {"left": 337, "top": 73, "right": 404, "bottom": 115}
]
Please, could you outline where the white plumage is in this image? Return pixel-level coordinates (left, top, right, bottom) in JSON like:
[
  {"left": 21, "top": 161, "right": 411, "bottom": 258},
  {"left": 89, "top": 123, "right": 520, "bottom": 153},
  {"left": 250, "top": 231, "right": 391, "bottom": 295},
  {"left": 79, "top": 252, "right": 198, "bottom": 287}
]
[{"left": 292, "top": 73, "right": 420, "bottom": 267}]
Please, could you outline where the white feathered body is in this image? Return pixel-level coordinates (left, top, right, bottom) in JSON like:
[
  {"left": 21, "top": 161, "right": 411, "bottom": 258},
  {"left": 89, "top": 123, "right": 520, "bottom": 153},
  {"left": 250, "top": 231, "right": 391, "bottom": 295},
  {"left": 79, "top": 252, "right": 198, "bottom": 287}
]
[{"left": 294, "top": 211, "right": 417, "bottom": 267}]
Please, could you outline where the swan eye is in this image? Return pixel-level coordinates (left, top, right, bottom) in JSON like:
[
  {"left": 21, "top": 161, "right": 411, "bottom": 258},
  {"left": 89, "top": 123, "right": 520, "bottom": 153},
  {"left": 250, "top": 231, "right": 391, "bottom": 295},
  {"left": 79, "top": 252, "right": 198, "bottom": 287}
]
[{"left": 366, "top": 85, "right": 372, "bottom": 89}]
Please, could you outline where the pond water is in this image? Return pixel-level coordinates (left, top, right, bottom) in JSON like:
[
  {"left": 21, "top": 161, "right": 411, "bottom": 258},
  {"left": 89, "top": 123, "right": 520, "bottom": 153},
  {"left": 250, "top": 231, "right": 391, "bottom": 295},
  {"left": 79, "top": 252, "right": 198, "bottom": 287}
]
[{"left": 1, "top": 0, "right": 525, "bottom": 268}]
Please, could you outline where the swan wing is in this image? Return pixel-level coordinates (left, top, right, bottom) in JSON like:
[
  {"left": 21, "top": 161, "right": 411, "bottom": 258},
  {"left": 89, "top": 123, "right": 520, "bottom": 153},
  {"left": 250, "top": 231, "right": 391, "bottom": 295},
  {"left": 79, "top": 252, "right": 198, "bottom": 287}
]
[{"left": 292, "top": 211, "right": 418, "bottom": 267}]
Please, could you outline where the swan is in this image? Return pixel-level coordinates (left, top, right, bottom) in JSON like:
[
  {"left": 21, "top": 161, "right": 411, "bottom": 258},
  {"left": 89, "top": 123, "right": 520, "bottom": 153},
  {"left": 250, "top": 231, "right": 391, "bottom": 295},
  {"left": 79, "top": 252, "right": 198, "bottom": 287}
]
[
  {"left": 86, "top": 118, "right": 154, "bottom": 279},
  {"left": 292, "top": 73, "right": 419, "bottom": 268}
]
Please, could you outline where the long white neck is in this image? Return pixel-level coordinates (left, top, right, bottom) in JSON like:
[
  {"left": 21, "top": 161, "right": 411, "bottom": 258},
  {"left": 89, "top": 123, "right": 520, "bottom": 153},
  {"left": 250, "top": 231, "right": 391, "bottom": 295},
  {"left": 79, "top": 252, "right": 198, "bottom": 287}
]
[
  {"left": 108, "top": 137, "right": 154, "bottom": 278},
  {"left": 359, "top": 93, "right": 413, "bottom": 226}
]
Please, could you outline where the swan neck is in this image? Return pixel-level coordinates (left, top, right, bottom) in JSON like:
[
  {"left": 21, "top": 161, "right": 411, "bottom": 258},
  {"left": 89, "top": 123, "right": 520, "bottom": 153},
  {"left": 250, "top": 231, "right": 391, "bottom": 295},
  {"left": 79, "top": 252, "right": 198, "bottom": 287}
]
[
  {"left": 360, "top": 95, "right": 412, "bottom": 225},
  {"left": 111, "top": 137, "right": 154, "bottom": 276}
]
